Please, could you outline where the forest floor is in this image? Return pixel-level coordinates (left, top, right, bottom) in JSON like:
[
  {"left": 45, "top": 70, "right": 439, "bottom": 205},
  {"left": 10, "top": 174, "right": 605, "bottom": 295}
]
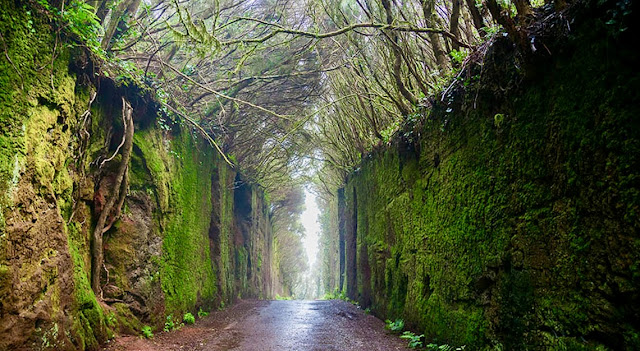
[{"left": 101, "top": 299, "right": 409, "bottom": 350}]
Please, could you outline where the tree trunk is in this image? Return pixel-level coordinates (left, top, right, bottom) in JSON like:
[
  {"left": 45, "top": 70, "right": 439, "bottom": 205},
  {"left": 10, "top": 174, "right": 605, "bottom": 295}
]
[
  {"left": 514, "top": 0, "right": 534, "bottom": 17},
  {"left": 450, "top": 0, "right": 463, "bottom": 51},
  {"left": 94, "top": 0, "right": 110, "bottom": 23},
  {"left": 486, "top": 0, "right": 528, "bottom": 52},
  {"left": 421, "top": 0, "right": 449, "bottom": 71},
  {"left": 465, "top": 0, "right": 487, "bottom": 37},
  {"left": 101, "top": 0, "right": 142, "bottom": 50},
  {"left": 380, "top": 0, "right": 418, "bottom": 109}
]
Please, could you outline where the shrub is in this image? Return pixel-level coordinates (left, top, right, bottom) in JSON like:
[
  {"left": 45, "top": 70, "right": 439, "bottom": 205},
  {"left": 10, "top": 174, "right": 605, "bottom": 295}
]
[
  {"left": 141, "top": 325, "right": 153, "bottom": 339},
  {"left": 198, "top": 308, "right": 209, "bottom": 318},
  {"left": 400, "top": 331, "right": 424, "bottom": 349},
  {"left": 183, "top": 312, "right": 195, "bottom": 325},
  {"left": 385, "top": 318, "right": 405, "bottom": 333},
  {"left": 164, "top": 314, "right": 182, "bottom": 331}
]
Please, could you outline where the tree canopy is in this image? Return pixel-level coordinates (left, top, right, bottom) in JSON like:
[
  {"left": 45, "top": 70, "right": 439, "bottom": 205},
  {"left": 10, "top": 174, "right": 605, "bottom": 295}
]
[
  {"left": 43, "top": 0, "right": 547, "bottom": 194},
  {"left": 38, "top": 0, "right": 552, "bottom": 295}
]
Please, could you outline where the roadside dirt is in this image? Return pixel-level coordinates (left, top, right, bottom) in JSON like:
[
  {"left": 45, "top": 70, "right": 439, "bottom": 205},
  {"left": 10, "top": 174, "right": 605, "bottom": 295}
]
[{"left": 101, "top": 299, "right": 409, "bottom": 350}]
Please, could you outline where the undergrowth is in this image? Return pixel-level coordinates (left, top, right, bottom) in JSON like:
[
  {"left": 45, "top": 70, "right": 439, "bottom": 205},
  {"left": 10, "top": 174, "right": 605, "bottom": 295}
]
[{"left": 141, "top": 326, "right": 153, "bottom": 339}]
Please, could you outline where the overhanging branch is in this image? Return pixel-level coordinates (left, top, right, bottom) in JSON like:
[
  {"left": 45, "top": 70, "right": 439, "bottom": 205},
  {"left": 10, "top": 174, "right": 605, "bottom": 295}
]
[{"left": 219, "top": 18, "right": 471, "bottom": 49}]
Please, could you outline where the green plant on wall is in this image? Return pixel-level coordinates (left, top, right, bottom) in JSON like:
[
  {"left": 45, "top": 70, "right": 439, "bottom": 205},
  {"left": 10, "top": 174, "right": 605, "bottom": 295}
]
[{"left": 34, "top": 0, "right": 104, "bottom": 56}]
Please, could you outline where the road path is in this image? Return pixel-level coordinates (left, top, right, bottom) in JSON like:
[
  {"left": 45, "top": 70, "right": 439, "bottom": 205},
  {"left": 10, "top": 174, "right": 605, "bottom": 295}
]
[{"left": 102, "top": 300, "right": 409, "bottom": 351}]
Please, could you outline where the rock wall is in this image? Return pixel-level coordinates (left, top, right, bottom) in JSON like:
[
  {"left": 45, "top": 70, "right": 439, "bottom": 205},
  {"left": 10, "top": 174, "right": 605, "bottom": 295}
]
[
  {"left": 333, "top": 4, "right": 639, "bottom": 350},
  {"left": 0, "top": 1, "right": 275, "bottom": 349}
]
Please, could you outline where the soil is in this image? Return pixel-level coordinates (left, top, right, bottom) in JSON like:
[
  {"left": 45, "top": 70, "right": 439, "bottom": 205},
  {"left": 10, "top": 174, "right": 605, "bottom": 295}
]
[{"left": 101, "top": 299, "right": 410, "bottom": 351}]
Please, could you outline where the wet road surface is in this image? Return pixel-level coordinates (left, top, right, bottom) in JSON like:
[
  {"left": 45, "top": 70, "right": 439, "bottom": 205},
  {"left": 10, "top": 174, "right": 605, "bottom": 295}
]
[{"left": 102, "top": 300, "right": 409, "bottom": 351}]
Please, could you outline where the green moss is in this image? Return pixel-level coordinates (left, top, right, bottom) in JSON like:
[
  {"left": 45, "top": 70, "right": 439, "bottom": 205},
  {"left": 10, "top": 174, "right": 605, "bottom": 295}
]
[
  {"left": 341, "top": 11, "right": 640, "bottom": 350},
  {"left": 0, "top": 1, "right": 74, "bottom": 226},
  {"left": 2, "top": 1, "right": 274, "bottom": 348},
  {"left": 133, "top": 127, "right": 217, "bottom": 315},
  {"left": 67, "top": 222, "right": 111, "bottom": 349},
  {"left": 217, "top": 164, "right": 235, "bottom": 303},
  {"left": 113, "top": 303, "right": 142, "bottom": 334}
]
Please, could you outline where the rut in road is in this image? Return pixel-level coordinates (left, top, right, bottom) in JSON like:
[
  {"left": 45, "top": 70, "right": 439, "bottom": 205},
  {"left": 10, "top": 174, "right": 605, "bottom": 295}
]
[{"left": 102, "top": 300, "right": 409, "bottom": 351}]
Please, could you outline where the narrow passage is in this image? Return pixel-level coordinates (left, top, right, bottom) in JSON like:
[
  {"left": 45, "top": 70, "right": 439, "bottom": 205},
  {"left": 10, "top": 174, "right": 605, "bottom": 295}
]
[{"left": 102, "top": 300, "right": 408, "bottom": 351}]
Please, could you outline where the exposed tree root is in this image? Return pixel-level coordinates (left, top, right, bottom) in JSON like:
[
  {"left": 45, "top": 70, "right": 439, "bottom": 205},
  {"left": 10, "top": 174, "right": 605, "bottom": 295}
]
[{"left": 91, "top": 97, "right": 134, "bottom": 295}]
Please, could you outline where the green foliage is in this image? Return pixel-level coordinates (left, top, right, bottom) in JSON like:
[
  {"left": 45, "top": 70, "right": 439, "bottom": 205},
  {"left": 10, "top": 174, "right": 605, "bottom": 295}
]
[
  {"left": 163, "top": 315, "right": 175, "bottom": 332},
  {"left": 34, "top": 0, "right": 104, "bottom": 56},
  {"left": 141, "top": 326, "right": 154, "bottom": 339},
  {"left": 385, "top": 319, "right": 405, "bottom": 333},
  {"left": 183, "top": 312, "right": 195, "bottom": 325},
  {"left": 380, "top": 121, "right": 401, "bottom": 143},
  {"left": 400, "top": 331, "right": 424, "bottom": 349},
  {"left": 449, "top": 49, "right": 468, "bottom": 65},
  {"left": 163, "top": 314, "right": 183, "bottom": 332},
  {"left": 61, "top": 1, "right": 103, "bottom": 52},
  {"left": 275, "top": 294, "right": 294, "bottom": 300},
  {"left": 479, "top": 25, "right": 501, "bottom": 39},
  {"left": 197, "top": 308, "right": 209, "bottom": 318},
  {"left": 604, "top": 0, "right": 633, "bottom": 33},
  {"left": 320, "top": 288, "right": 347, "bottom": 300}
]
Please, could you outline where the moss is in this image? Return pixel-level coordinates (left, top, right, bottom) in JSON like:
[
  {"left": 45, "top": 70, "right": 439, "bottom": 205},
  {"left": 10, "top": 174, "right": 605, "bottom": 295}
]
[
  {"left": 235, "top": 246, "right": 248, "bottom": 290},
  {"left": 25, "top": 103, "right": 74, "bottom": 195},
  {"left": 0, "top": 1, "right": 73, "bottom": 227},
  {"left": 340, "top": 8, "right": 640, "bottom": 350},
  {"left": 217, "top": 164, "right": 236, "bottom": 303},
  {"left": 0, "top": 2, "right": 273, "bottom": 348},
  {"left": 67, "top": 222, "right": 111, "bottom": 350},
  {"left": 112, "top": 303, "right": 142, "bottom": 335},
  {"left": 132, "top": 127, "right": 217, "bottom": 315}
]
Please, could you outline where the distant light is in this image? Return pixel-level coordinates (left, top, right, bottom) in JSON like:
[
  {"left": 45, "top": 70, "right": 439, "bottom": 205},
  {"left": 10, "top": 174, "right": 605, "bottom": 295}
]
[{"left": 301, "top": 189, "right": 320, "bottom": 268}]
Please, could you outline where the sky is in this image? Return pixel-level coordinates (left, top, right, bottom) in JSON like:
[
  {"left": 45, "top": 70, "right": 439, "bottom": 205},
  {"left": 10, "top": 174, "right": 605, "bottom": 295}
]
[{"left": 300, "top": 189, "right": 320, "bottom": 268}]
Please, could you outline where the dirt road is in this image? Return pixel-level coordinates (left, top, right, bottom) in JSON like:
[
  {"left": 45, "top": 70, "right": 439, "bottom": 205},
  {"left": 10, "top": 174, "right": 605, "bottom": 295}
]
[{"left": 102, "top": 300, "right": 409, "bottom": 351}]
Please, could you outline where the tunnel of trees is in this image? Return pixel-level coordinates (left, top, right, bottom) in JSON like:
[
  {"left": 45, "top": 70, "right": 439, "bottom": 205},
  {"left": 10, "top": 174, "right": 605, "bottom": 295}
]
[{"left": 0, "top": 0, "right": 638, "bottom": 349}]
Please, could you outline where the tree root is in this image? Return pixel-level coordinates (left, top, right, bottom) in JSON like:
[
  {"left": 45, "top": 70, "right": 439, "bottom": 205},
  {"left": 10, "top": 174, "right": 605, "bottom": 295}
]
[{"left": 91, "top": 97, "right": 134, "bottom": 295}]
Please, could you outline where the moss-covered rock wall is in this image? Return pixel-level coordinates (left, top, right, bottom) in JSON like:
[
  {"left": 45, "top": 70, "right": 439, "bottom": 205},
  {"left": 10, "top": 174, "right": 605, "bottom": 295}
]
[
  {"left": 0, "top": 1, "right": 275, "bottom": 349},
  {"left": 336, "top": 5, "right": 639, "bottom": 350}
]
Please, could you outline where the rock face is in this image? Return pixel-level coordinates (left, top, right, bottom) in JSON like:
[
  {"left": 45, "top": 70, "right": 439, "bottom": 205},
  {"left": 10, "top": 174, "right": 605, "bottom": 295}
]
[
  {"left": 0, "top": 2, "right": 276, "bottom": 350},
  {"left": 331, "top": 5, "right": 640, "bottom": 351}
]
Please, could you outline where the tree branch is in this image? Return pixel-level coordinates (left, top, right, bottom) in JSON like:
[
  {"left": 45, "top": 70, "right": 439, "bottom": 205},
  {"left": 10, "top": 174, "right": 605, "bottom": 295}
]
[{"left": 218, "top": 17, "right": 471, "bottom": 49}]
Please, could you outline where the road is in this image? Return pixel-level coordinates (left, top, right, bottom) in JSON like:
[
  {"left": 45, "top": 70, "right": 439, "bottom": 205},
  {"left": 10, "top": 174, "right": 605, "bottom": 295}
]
[{"left": 102, "top": 300, "right": 409, "bottom": 351}]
